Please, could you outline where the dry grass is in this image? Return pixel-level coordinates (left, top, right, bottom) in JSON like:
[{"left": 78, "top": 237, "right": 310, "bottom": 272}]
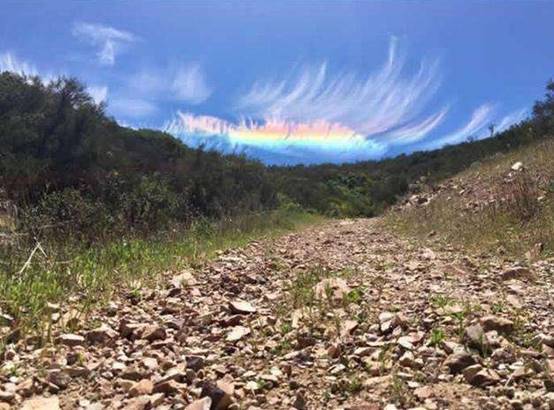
[
  {"left": 0, "top": 209, "right": 323, "bottom": 344},
  {"left": 386, "top": 138, "right": 554, "bottom": 258}
]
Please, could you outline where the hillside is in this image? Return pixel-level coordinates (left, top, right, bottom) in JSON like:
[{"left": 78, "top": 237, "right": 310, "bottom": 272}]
[{"left": 387, "top": 137, "right": 554, "bottom": 258}]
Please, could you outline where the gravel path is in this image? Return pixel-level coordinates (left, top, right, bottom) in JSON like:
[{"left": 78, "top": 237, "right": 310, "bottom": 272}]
[{"left": 2, "top": 218, "right": 554, "bottom": 409}]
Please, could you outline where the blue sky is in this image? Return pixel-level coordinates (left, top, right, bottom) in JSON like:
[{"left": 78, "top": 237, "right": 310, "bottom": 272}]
[{"left": 1, "top": 1, "right": 553, "bottom": 164}]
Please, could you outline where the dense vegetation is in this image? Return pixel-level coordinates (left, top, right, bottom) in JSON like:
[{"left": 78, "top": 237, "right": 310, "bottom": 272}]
[
  {"left": 0, "top": 72, "right": 277, "bottom": 242},
  {"left": 272, "top": 118, "right": 544, "bottom": 217}
]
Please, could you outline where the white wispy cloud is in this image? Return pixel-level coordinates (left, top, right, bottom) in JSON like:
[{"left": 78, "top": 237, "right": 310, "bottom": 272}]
[
  {"left": 129, "top": 70, "right": 165, "bottom": 94},
  {"left": 496, "top": 108, "right": 528, "bottom": 132},
  {"left": 171, "top": 64, "right": 212, "bottom": 104},
  {"left": 0, "top": 51, "right": 58, "bottom": 83},
  {"left": 109, "top": 98, "right": 157, "bottom": 118},
  {"left": 423, "top": 103, "right": 495, "bottom": 149},
  {"left": 72, "top": 22, "right": 136, "bottom": 66},
  {"left": 0, "top": 52, "right": 38, "bottom": 76},
  {"left": 87, "top": 85, "right": 108, "bottom": 105},
  {"left": 237, "top": 38, "right": 446, "bottom": 141},
  {"left": 386, "top": 108, "right": 449, "bottom": 145},
  {"left": 128, "top": 63, "right": 212, "bottom": 104}
]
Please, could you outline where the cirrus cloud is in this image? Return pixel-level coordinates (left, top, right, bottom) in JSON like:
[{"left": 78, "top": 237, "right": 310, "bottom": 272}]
[
  {"left": 171, "top": 64, "right": 212, "bottom": 104},
  {"left": 72, "top": 22, "right": 137, "bottom": 66},
  {"left": 87, "top": 85, "right": 108, "bottom": 105},
  {"left": 237, "top": 38, "right": 446, "bottom": 140},
  {"left": 128, "top": 63, "right": 212, "bottom": 105},
  {"left": 0, "top": 52, "right": 37, "bottom": 76}
]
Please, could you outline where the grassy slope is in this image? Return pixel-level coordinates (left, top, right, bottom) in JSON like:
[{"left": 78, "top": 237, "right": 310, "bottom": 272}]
[
  {"left": 0, "top": 210, "right": 323, "bottom": 341},
  {"left": 386, "top": 137, "right": 554, "bottom": 259}
]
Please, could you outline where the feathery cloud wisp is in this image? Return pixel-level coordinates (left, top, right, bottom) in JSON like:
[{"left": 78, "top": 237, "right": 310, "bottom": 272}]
[
  {"left": 386, "top": 108, "right": 449, "bottom": 145},
  {"left": 496, "top": 108, "right": 528, "bottom": 132},
  {"left": 171, "top": 64, "right": 212, "bottom": 104},
  {"left": 0, "top": 52, "right": 38, "bottom": 76},
  {"left": 237, "top": 38, "right": 446, "bottom": 140},
  {"left": 110, "top": 98, "right": 157, "bottom": 118},
  {"left": 72, "top": 22, "right": 136, "bottom": 66},
  {"left": 87, "top": 85, "right": 108, "bottom": 105},
  {"left": 423, "top": 103, "right": 494, "bottom": 149}
]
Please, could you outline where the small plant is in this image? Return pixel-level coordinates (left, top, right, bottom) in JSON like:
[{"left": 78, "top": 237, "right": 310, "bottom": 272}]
[
  {"left": 254, "top": 378, "right": 268, "bottom": 391},
  {"left": 429, "top": 327, "right": 445, "bottom": 347},
  {"left": 289, "top": 266, "right": 326, "bottom": 309},
  {"left": 345, "top": 375, "right": 363, "bottom": 394},
  {"left": 389, "top": 372, "right": 414, "bottom": 407},
  {"left": 344, "top": 287, "right": 364, "bottom": 305},
  {"left": 280, "top": 322, "right": 292, "bottom": 335},
  {"left": 450, "top": 311, "right": 467, "bottom": 341},
  {"left": 271, "top": 339, "right": 292, "bottom": 356},
  {"left": 128, "top": 287, "right": 142, "bottom": 301},
  {"left": 430, "top": 294, "right": 452, "bottom": 309},
  {"left": 491, "top": 301, "right": 506, "bottom": 314}
]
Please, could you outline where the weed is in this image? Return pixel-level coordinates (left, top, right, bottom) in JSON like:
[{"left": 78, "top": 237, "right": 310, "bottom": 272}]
[
  {"left": 429, "top": 327, "right": 445, "bottom": 347},
  {"left": 345, "top": 375, "right": 363, "bottom": 394},
  {"left": 344, "top": 287, "right": 364, "bottom": 305},
  {"left": 491, "top": 301, "right": 506, "bottom": 314},
  {"left": 430, "top": 294, "right": 452, "bottom": 309},
  {"left": 272, "top": 339, "right": 292, "bottom": 356},
  {"left": 450, "top": 311, "right": 467, "bottom": 341},
  {"left": 280, "top": 322, "right": 292, "bottom": 335},
  {"left": 389, "top": 372, "right": 414, "bottom": 407}
]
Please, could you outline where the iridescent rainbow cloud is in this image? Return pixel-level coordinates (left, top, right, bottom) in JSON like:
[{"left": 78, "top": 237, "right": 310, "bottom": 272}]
[
  {"left": 164, "top": 112, "right": 386, "bottom": 164},
  {"left": 163, "top": 38, "right": 527, "bottom": 164}
]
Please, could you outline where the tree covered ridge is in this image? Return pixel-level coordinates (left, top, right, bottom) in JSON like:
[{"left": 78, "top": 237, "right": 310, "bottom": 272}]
[
  {"left": 272, "top": 80, "right": 554, "bottom": 216},
  {"left": 0, "top": 72, "right": 277, "bottom": 240},
  {"left": 1, "top": 72, "right": 553, "bottom": 240}
]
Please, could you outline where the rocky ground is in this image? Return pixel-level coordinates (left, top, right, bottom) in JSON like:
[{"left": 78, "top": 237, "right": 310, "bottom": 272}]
[{"left": 1, "top": 218, "right": 554, "bottom": 410}]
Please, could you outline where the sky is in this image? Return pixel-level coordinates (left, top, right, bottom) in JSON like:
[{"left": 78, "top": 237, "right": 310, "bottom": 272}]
[{"left": 1, "top": 1, "right": 553, "bottom": 165}]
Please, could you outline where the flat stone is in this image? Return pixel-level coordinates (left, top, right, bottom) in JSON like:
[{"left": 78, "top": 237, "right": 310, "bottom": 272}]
[
  {"left": 501, "top": 266, "right": 531, "bottom": 281},
  {"left": 226, "top": 326, "right": 250, "bottom": 342},
  {"left": 414, "top": 386, "right": 433, "bottom": 400},
  {"left": 129, "top": 379, "right": 154, "bottom": 397},
  {"left": 58, "top": 333, "right": 85, "bottom": 347},
  {"left": 86, "top": 325, "right": 118, "bottom": 344},
  {"left": 398, "top": 351, "right": 423, "bottom": 369},
  {"left": 141, "top": 325, "right": 166, "bottom": 342},
  {"left": 463, "top": 324, "right": 485, "bottom": 352},
  {"left": 200, "top": 380, "right": 233, "bottom": 410},
  {"left": 122, "top": 396, "right": 150, "bottom": 410},
  {"left": 340, "top": 320, "right": 358, "bottom": 338},
  {"left": 463, "top": 364, "right": 500, "bottom": 386},
  {"left": 153, "top": 379, "right": 186, "bottom": 395},
  {"left": 229, "top": 300, "right": 256, "bottom": 314},
  {"left": 21, "top": 396, "right": 60, "bottom": 410},
  {"left": 0, "top": 390, "right": 14, "bottom": 403},
  {"left": 171, "top": 270, "right": 197, "bottom": 288}
]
